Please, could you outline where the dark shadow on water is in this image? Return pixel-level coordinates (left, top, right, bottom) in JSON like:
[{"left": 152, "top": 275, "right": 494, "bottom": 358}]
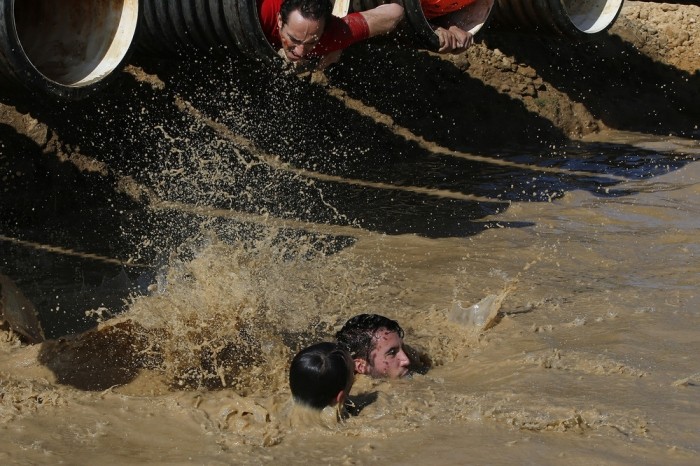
[
  {"left": 36, "top": 321, "right": 146, "bottom": 391},
  {"left": 0, "top": 124, "right": 151, "bottom": 338},
  {"left": 346, "top": 391, "right": 379, "bottom": 417},
  {"left": 309, "top": 179, "right": 534, "bottom": 237}
]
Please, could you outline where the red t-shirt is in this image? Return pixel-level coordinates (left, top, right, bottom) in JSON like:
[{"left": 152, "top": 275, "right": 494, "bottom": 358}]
[
  {"left": 421, "top": 0, "right": 479, "bottom": 20},
  {"left": 258, "top": 0, "right": 370, "bottom": 57}
]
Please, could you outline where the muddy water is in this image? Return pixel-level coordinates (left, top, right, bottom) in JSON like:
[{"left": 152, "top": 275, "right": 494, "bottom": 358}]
[{"left": 1, "top": 126, "right": 699, "bottom": 464}]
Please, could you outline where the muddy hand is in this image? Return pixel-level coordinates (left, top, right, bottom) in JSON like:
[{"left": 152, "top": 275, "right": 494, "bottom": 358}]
[
  {"left": 448, "top": 27, "right": 473, "bottom": 53},
  {"left": 435, "top": 27, "right": 472, "bottom": 54}
]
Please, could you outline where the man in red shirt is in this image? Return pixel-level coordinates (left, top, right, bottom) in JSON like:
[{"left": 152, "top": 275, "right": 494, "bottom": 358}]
[{"left": 258, "top": 0, "right": 404, "bottom": 69}]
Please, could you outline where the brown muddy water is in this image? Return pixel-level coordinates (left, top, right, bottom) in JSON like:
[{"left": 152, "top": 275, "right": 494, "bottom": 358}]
[{"left": 2, "top": 125, "right": 698, "bottom": 464}]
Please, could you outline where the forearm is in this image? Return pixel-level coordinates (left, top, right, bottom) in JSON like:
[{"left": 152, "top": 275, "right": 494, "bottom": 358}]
[{"left": 360, "top": 3, "right": 405, "bottom": 38}]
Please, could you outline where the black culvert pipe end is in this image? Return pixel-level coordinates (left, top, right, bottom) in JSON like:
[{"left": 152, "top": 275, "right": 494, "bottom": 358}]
[
  {"left": 397, "top": 0, "right": 442, "bottom": 51},
  {"left": 136, "top": 0, "right": 281, "bottom": 67},
  {"left": 0, "top": 0, "right": 140, "bottom": 101},
  {"left": 227, "top": 0, "right": 285, "bottom": 65},
  {"left": 490, "top": 0, "right": 626, "bottom": 41}
]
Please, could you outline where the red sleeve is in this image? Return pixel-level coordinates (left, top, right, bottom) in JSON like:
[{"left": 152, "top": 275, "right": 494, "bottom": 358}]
[
  {"left": 421, "top": 0, "right": 479, "bottom": 20},
  {"left": 310, "top": 13, "right": 370, "bottom": 57}
]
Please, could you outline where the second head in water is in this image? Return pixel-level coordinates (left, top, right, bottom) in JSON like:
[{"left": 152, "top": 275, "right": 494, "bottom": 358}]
[{"left": 289, "top": 342, "right": 354, "bottom": 410}]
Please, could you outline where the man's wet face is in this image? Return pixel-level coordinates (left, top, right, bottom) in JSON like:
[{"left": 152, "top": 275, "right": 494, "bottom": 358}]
[
  {"left": 367, "top": 329, "right": 410, "bottom": 379},
  {"left": 277, "top": 10, "right": 325, "bottom": 62}
]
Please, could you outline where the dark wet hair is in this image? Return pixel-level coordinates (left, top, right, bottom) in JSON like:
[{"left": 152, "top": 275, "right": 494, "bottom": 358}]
[
  {"left": 335, "top": 314, "right": 405, "bottom": 361},
  {"left": 279, "top": 0, "right": 333, "bottom": 24},
  {"left": 289, "top": 342, "right": 352, "bottom": 410}
]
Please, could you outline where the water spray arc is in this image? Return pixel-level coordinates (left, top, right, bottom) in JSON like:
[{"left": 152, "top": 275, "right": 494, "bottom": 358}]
[{"left": 0, "top": 0, "right": 139, "bottom": 99}]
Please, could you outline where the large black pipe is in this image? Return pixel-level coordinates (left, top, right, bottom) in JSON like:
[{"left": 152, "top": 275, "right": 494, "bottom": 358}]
[
  {"left": 491, "top": 0, "right": 626, "bottom": 39},
  {"left": 136, "top": 0, "right": 277, "bottom": 61},
  {"left": 0, "top": 0, "right": 140, "bottom": 100}
]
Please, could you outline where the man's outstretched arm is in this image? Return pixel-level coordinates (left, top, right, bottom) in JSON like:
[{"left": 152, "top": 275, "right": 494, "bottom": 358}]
[{"left": 359, "top": 3, "right": 405, "bottom": 38}]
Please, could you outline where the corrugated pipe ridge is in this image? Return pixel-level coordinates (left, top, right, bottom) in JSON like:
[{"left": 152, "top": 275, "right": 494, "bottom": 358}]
[
  {"left": 492, "top": 0, "right": 625, "bottom": 39},
  {"left": 136, "top": 0, "right": 275, "bottom": 59}
]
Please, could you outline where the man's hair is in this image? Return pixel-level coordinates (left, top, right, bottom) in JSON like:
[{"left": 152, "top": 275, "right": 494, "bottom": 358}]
[
  {"left": 335, "top": 314, "right": 405, "bottom": 361},
  {"left": 279, "top": 0, "right": 333, "bottom": 24},
  {"left": 289, "top": 342, "right": 352, "bottom": 410}
]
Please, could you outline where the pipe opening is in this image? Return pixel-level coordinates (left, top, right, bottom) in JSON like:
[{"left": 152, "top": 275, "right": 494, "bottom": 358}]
[
  {"left": 562, "top": 0, "right": 624, "bottom": 34},
  {"left": 14, "top": 0, "right": 139, "bottom": 87}
]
